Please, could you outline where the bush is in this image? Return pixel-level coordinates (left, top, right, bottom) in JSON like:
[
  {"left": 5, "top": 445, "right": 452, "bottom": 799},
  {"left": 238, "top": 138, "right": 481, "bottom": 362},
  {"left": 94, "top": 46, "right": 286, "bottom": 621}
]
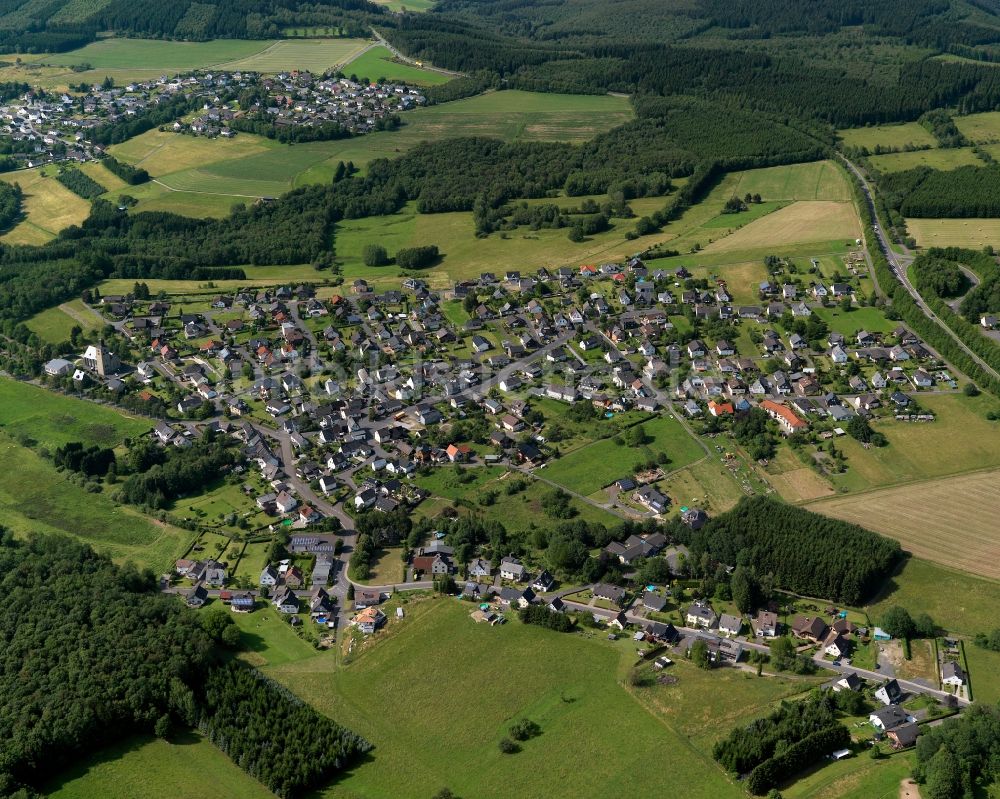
[
  {"left": 498, "top": 737, "right": 520, "bottom": 754},
  {"left": 508, "top": 719, "right": 541, "bottom": 741},
  {"left": 362, "top": 243, "right": 389, "bottom": 266},
  {"left": 396, "top": 245, "right": 439, "bottom": 269}
]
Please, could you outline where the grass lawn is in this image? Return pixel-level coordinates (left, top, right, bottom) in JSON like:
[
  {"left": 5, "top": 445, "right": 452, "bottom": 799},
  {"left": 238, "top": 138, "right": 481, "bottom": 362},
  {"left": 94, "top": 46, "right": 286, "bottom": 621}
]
[
  {"left": 867, "top": 556, "right": 1000, "bottom": 638},
  {"left": 0, "top": 377, "right": 150, "bottom": 448},
  {"left": 44, "top": 733, "right": 275, "bottom": 799},
  {"left": 362, "top": 546, "right": 406, "bottom": 585},
  {"left": 545, "top": 413, "right": 705, "bottom": 495},
  {"left": 370, "top": 0, "right": 436, "bottom": 10},
  {"left": 268, "top": 599, "right": 745, "bottom": 799},
  {"left": 963, "top": 643, "right": 1000, "bottom": 706},
  {"left": 906, "top": 217, "right": 1000, "bottom": 249},
  {"left": 230, "top": 604, "right": 320, "bottom": 668},
  {"left": 812, "top": 304, "right": 897, "bottom": 336},
  {"left": 0, "top": 432, "right": 188, "bottom": 569},
  {"left": 782, "top": 752, "right": 914, "bottom": 799},
  {"left": 0, "top": 166, "right": 91, "bottom": 245},
  {"left": 344, "top": 45, "right": 451, "bottom": 86},
  {"left": 869, "top": 146, "right": 982, "bottom": 172}
]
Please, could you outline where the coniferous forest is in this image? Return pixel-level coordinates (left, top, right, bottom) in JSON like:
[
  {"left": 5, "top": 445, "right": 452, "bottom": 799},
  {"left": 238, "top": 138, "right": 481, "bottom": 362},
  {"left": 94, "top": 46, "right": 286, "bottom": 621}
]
[{"left": 680, "top": 497, "right": 901, "bottom": 605}]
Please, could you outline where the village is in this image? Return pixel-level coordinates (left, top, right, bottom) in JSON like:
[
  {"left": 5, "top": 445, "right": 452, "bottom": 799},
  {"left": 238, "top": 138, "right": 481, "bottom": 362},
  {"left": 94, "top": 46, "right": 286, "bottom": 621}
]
[
  {"left": 32, "top": 248, "right": 978, "bottom": 762},
  {"left": 0, "top": 68, "right": 426, "bottom": 168}
]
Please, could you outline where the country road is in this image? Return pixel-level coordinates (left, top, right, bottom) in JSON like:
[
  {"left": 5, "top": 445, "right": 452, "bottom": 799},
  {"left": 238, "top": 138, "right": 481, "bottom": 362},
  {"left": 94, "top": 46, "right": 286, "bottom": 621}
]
[{"left": 840, "top": 155, "right": 1000, "bottom": 385}]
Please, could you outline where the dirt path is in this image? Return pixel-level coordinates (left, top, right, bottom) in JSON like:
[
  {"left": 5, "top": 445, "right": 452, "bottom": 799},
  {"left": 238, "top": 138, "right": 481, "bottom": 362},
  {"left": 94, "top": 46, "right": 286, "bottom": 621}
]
[{"left": 900, "top": 778, "right": 922, "bottom": 799}]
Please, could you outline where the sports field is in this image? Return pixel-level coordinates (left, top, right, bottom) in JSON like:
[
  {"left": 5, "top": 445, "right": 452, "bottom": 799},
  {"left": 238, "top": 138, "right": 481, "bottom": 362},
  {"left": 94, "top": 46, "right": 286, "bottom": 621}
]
[
  {"left": 702, "top": 201, "right": 859, "bottom": 254},
  {"left": 868, "top": 146, "right": 982, "bottom": 172},
  {"left": 954, "top": 110, "right": 1000, "bottom": 144},
  {"left": 837, "top": 122, "right": 938, "bottom": 151},
  {"left": 809, "top": 469, "right": 1000, "bottom": 579},
  {"left": 344, "top": 44, "right": 452, "bottom": 85},
  {"left": 0, "top": 166, "right": 90, "bottom": 245},
  {"left": 905, "top": 217, "right": 1000, "bottom": 248},
  {"left": 544, "top": 414, "right": 705, "bottom": 496}
]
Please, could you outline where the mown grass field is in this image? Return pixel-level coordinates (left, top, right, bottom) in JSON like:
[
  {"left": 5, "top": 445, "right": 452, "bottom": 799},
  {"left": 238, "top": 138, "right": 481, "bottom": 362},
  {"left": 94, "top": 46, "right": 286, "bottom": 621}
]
[
  {"left": 109, "top": 129, "right": 271, "bottom": 176},
  {"left": 25, "top": 299, "right": 99, "bottom": 343},
  {"left": 45, "top": 733, "right": 275, "bottom": 799},
  {"left": 344, "top": 45, "right": 452, "bottom": 85},
  {"left": 838, "top": 122, "right": 938, "bottom": 150},
  {"left": 544, "top": 414, "right": 705, "bottom": 495},
  {"left": 906, "top": 217, "right": 1000, "bottom": 248},
  {"left": 370, "top": 0, "right": 436, "bottom": 10},
  {"left": 39, "top": 37, "right": 368, "bottom": 74},
  {"left": 868, "top": 146, "right": 982, "bottom": 172},
  {"left": 230, "top": 604, "right": 320, "bottom": 668},
  {"left": 702, "top": 201, "right": 859, "bottom": 253},
  {"left": 812, "top": 305, "right": 898, "bottom": 335},
  {"left": 728, "top": 159, "right": 853, "bottom": 201},
  {"left": 41, "top": 38, "right": 275, "bottom": 70},
  {"left": 98, "top": 90, "right": 633, "bottom": 217},
  {"left": 0, "top": 166, "right": 90, "bottom": 245},
  {"left": 218, "top": 38, "right": 368, "bottom": 72},
  {"left": 807, "top": 469, "right": 1000, "bottom": 579},
  {"left": 270, "top": 599, "right": 746, "bottom": 799},
  {"left": 954, "top": 110, "right": 1000, "bottom": 144}
]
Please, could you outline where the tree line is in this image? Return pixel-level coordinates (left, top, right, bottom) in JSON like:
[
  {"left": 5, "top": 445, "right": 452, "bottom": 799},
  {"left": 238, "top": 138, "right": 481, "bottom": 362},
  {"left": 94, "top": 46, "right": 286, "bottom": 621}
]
[
  {"left": 0, "top": 181, "right": 21, "bottom": 232},
  {"left": 56, "top": 167, "right": 107, "bottom": 200},
  {"left": 198, "top": 663, "right": 372, "bottom": 799}
]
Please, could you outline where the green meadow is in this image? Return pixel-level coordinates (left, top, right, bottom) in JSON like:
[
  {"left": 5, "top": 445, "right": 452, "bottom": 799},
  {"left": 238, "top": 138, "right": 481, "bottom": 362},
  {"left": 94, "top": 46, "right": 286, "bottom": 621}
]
[
  {"left": 344, "top": 45, "right": 452, "bottom": 85},
  {"left": 837, "top": 122, "right": 938, "bottom": 151},
  {"left": 544, "top": 414, "right": 705, "bottom": 495},
  {"left": 0, "top": 377, "right": 149, "bottom": 448}
]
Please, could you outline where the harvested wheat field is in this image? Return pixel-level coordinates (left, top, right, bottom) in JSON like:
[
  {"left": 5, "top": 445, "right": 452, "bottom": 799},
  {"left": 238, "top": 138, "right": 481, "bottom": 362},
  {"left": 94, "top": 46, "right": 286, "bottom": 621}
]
[
  {"left": 705, "top": 201, "right": 859, "bottom": 252},
  {"left": 807, "top": 469, "right": 1000, "bottom": 579}
]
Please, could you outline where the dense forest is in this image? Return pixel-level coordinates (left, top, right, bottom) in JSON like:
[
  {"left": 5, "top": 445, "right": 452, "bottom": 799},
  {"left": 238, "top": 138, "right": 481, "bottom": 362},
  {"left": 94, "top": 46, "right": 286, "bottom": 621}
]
[
  {"left": 680, "top": 497, "right": 901, "bottom": 604},
  {"left": 0, "top": 533, "right": 216, "bottom": 796},
  {"left": 0, "top": 532, "right": 370, "bottom": 798},
  {"left": 912, "top": 705, "right": 1000, "bottom": 799},
  {"left": 877, "top": 164, "right": 1000, "bottom": 218}
]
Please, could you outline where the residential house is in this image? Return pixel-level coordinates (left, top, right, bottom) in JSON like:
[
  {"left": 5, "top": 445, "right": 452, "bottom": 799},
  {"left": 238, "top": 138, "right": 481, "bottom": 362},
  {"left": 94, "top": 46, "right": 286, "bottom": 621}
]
[
  {"left": 751, "top": 610, "right": 779, "bottom": 638},
  {"left": 685, "top": 604, "right": 717, "bottom": 629}
]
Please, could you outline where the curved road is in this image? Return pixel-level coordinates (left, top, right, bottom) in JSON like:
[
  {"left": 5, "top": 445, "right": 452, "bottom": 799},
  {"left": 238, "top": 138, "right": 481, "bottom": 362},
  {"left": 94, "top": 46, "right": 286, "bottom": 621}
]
[{"left": 840, "top": 155, "right": 1000, "bottom": 384}]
